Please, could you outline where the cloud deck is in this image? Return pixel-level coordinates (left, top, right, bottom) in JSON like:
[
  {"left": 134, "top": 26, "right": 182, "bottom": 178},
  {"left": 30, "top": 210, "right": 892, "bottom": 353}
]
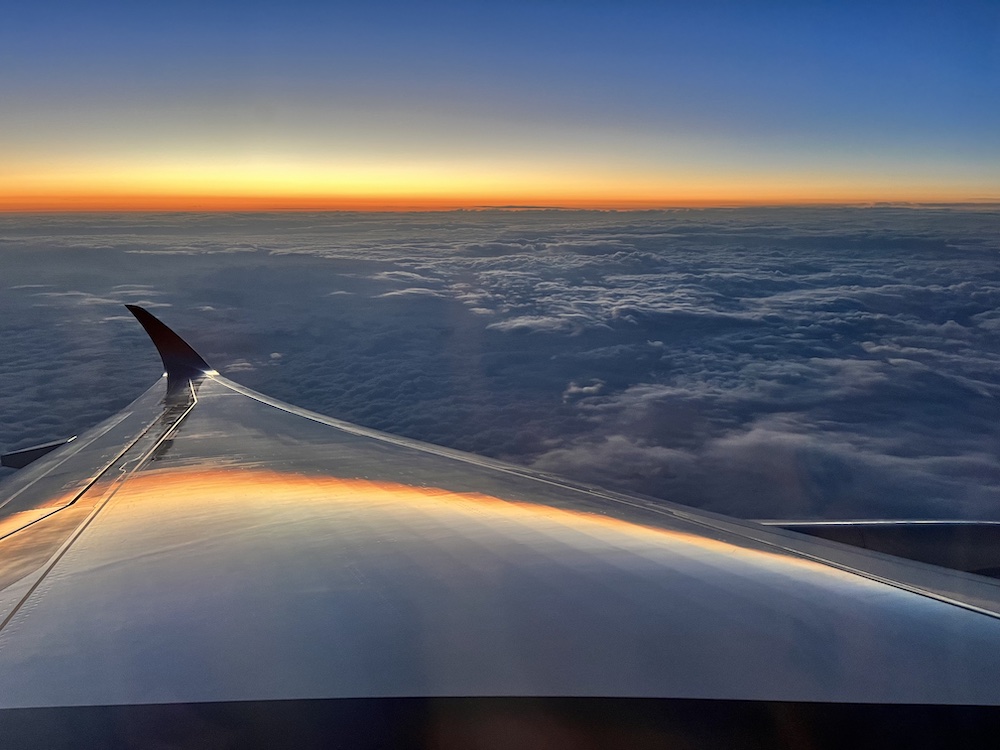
[{"left": 2, "top": 207, "right": 999, "bottom": 520}]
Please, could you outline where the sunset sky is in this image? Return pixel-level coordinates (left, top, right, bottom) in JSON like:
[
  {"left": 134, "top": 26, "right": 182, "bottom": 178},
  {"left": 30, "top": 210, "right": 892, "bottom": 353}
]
[{"left": 2, "top": 0, "right": 997, "bottom": 210}]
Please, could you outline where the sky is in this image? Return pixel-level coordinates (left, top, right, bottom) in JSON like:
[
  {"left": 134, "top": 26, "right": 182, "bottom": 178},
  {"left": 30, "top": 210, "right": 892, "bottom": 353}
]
[
  {"left": 1, "top": 0, "right": 998, "bottom": 210},
  {"left": 3, "top": 207, "right": 1000, "bottom": 520}
]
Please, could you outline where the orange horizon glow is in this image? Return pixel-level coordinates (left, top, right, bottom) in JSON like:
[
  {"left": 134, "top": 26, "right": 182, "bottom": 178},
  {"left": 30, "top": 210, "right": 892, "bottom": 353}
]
[
  {"left": 3, "top": 149, "right": 996, "bottom": 212},
  {"left": 3, "top": 192, "right": 998, "bottom": 213}
]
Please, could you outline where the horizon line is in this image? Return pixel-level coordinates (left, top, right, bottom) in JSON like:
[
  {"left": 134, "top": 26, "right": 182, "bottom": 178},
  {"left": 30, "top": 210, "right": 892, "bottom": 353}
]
[{"left": 3, "top": 198, "right": 999, "bottom": 214}]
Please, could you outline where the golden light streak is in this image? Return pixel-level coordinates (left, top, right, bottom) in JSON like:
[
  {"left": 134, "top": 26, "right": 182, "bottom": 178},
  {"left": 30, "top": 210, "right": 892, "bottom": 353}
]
[{"left": 101, "top": 466, "right": 859, "bottom": 581}]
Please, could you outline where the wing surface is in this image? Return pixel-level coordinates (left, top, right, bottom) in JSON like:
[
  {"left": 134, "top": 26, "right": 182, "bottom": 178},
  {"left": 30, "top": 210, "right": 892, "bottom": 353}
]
[{"left": 2, "top": 308, "right": 1000, "bottom": 744}]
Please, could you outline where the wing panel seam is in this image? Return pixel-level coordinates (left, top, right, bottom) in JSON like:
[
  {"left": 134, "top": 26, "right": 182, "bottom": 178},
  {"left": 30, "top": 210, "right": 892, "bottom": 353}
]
[{"left": 0, "top": 383, "right": 200, "bottom": 634}]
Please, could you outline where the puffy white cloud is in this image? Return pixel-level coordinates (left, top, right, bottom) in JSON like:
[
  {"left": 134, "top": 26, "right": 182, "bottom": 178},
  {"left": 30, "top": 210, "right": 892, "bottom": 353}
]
[
  {"left": 376, "top": 288, "right": 448, "bottom": 298},
  {"left": 562, "top": 380, "right": 605, "bottom": 401}
]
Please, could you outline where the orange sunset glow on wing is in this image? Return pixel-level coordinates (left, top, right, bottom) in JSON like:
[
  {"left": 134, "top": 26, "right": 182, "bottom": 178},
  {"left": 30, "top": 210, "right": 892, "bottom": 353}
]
[{"left": 82, "top": 466, "right": 857, "bottom": 581}]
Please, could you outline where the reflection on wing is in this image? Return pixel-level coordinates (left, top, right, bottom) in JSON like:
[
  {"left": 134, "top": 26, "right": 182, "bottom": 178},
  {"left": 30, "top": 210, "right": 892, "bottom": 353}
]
[{"left": 1, "top": 307, "right": 1000, "bottom": 747}]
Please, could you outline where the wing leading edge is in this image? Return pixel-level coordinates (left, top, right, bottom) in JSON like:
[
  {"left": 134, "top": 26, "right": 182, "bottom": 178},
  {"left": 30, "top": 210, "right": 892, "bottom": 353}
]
[{"left": 1, "top": 308, "right": 1000, "bottom": 745}]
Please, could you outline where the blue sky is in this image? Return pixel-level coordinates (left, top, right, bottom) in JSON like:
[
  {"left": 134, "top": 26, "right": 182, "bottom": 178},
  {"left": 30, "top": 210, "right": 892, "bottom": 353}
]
[{"left": 2, "top": 0, "right": 997, "bottom": 207}]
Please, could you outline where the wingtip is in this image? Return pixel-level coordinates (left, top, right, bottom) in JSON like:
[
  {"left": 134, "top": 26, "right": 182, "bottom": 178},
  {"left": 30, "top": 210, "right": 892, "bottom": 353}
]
[{"left": 126, "top": 305, "right": 213, "bottom": 392}]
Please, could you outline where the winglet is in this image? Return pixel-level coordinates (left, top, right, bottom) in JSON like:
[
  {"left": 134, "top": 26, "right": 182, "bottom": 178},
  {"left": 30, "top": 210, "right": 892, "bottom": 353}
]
[{"left": 126, "top": 305, "right": 213, "bottom": 393}]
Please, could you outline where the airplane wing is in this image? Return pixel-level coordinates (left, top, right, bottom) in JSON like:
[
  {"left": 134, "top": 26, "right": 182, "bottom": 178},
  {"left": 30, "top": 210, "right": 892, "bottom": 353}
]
[{"left": 1, "top": 306, "right": 999, "bottom": 747}]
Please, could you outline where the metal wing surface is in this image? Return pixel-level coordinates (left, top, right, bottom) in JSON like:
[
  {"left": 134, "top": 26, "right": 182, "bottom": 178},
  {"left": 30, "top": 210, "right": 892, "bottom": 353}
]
[{"left": 2, "top": 307, "right": 1000, "bottom": 746}]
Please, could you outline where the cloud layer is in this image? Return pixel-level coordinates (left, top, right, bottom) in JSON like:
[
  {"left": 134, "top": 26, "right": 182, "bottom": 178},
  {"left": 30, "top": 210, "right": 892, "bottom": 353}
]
[{"left": 2, "top": 207, "right": 1000, "bottom": 519}]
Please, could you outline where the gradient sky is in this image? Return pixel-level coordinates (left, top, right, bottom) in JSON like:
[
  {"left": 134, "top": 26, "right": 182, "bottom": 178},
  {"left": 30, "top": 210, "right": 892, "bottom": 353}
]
[{"left": 2, "top": 0, "right": 997, "bottom": 209}]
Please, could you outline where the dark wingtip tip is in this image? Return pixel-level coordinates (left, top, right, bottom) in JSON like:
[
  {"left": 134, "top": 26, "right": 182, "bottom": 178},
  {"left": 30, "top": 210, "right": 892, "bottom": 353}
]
[{"left": 126, "top": 305, "right": 213, "bottom": 391}]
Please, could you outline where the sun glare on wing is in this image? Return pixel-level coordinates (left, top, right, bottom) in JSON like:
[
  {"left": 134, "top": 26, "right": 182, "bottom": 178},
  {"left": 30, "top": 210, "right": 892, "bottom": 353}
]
[{"left": 91, "top": 466, "right": 862, "bottom": 583}]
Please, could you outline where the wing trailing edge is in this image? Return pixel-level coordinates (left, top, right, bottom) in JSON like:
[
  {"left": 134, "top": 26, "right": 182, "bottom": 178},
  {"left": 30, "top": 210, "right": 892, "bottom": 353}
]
[{"left": 0, "top": 437, "right": 77, "bottom": 469}]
